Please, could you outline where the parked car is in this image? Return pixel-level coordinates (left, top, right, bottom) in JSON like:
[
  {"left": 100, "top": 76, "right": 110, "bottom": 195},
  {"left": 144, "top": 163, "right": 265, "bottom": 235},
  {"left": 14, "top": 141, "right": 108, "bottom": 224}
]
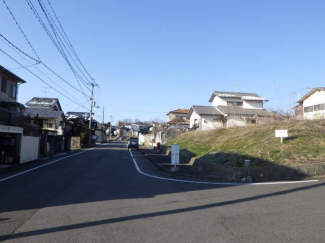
[{"left": 128, "top": 137, "right": 139, "bottom": 150}]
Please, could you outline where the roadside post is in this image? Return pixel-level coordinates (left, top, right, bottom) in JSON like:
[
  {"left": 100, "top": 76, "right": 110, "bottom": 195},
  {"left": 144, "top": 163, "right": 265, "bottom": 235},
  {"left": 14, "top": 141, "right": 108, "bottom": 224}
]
[
  {"left": 171, "top": 144, "right": 180, "bottom": 172},
  {"left": 275, "top": 130, "right": 288, "bottom": 143}
]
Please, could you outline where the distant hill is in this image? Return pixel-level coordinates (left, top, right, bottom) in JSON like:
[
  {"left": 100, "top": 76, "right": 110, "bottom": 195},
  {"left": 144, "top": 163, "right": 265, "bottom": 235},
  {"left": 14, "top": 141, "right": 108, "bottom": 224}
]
[{"left": 168, "top": 120, "right": 325, "bottom": 167}]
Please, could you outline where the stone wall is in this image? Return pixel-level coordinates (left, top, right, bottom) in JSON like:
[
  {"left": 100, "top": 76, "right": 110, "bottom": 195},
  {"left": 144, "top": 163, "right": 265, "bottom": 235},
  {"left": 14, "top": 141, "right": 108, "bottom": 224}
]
[{"left": 192, "top": 158, "right": 325, "bottom": 181}]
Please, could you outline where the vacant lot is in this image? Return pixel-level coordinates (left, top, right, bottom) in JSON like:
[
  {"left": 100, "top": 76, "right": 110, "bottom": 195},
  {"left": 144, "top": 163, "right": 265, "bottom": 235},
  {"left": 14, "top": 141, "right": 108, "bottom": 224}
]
[{"left": 168, "top": 120, "right": 325, "bottom": 167}]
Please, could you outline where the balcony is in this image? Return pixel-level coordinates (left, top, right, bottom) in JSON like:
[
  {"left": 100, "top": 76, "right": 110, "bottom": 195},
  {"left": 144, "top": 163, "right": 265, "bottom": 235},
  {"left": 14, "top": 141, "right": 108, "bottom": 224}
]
[{"left": 0, "top": 107, "right": 25, "bottom": 127}]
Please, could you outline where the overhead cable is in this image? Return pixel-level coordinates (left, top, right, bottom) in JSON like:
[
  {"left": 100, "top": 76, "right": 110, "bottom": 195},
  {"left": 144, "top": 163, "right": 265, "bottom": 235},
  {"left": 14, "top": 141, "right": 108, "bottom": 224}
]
[{"left": 0, "top": 47, "right": 90, "bottom": 111}]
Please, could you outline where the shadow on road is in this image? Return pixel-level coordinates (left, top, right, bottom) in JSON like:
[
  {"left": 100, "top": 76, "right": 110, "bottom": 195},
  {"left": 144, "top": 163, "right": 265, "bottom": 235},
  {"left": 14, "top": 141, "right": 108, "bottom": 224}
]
[
  {"left": 1, "top": 181, "right": 324, "bottom": 241},
  {"left": 0, "top": 141, "right": 322, "bottom": 241}
]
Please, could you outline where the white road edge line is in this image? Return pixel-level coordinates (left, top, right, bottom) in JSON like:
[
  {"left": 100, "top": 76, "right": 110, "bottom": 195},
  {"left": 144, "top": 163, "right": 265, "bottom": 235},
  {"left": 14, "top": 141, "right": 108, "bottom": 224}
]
[
  {"left": 0, "top": 148, "right": 95, "bottom": 183},
  {"left": 129, "top": 150, "right": 319, "bottom": 186}
]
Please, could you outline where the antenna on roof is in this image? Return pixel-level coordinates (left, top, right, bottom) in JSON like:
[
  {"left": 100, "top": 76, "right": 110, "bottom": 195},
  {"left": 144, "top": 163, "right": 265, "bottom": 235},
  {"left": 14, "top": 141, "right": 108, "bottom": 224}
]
[
  {"left": 235, "top": 79, "right": 238, "bottom": 92},
  {"left": 42, "top": 86, "right": 51, "bottom": 97}
]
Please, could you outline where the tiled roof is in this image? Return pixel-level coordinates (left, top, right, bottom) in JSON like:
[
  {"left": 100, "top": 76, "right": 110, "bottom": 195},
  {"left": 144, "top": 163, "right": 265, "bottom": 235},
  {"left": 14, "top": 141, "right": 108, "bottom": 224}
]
[
  {"left": 297, "top": 87, "right": 325, "bottom": 103},
  {"left": 209, "top": 91, "right": 267, "bottom": 102},
  {"left": 24, "top": 107, "right": 63, "bottom": 119},
  {"left": 167, "top": 121, "right": 190, "bottom": 124},
  {"left": 192, "top": 106, "right": 223, "bottom": 115},
  {"left": 66, "top": 112, "right": 91, "bottom": 120},
  {"left": 217, "top": 106, "right": 270, "bottom": 116},
  {"left": 0, "top": 65, "right": 27, "bottom": 83},
  {"left": 167, "top": 109, "right": 190, "bottom": 115},
  {"left": 26, "top": 97, "right": 58, "bottom": 107}
]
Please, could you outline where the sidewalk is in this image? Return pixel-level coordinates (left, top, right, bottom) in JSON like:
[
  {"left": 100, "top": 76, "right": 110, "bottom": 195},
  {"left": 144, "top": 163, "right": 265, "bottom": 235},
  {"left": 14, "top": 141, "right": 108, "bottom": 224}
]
[{"left": 139, "top": 146, "right": 227, "bottom": 181}]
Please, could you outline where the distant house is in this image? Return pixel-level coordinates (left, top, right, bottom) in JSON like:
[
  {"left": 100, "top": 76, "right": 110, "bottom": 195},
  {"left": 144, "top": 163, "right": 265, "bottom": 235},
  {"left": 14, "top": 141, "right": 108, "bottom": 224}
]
[
  {"left": 166, "top": 109, "right": 190, "bottom": 129},
  {"left": 188, "top": 91, "right": 270, "bottom": 131},
  {"left": 131, "top": 124, "right": 151, "bottom": 136},
  {"left": 296, "top": 87, "right": 325, "bottom": 120}
]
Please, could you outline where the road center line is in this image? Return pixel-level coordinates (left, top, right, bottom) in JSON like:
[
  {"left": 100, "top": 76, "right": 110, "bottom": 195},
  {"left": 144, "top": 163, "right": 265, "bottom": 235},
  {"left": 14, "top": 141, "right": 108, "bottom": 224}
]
[
  {"left": 129, "top": 150, "right": 319, "bottom": 186},
  {"left": 0, "top": 148, "right": 94, "bottom": 183}
]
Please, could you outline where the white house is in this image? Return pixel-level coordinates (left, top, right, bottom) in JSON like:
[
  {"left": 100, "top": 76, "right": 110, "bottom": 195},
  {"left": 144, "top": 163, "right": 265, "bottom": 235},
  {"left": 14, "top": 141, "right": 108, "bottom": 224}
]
[
  {"left": 188, "top": 91, "right": 270, "bottom": 131},
  {"left": 296, "top": 87, "right": 325, "bottom": 120}
]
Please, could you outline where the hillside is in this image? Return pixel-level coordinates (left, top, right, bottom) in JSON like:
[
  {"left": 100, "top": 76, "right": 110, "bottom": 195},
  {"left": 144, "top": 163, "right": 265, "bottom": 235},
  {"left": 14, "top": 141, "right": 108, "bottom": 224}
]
[{"left": 168, "top": 120, "right": 325, "bottom": 167}]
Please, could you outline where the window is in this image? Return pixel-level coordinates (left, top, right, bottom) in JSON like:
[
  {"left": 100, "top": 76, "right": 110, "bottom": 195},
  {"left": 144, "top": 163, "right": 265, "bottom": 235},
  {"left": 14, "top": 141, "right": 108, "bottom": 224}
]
[
  {"left": 1, "top": 77, "right": 7, "bottom": 92},
  {"left": 304, "top": 106, "right": 314, "bottom": 113},
  {"left": 9, "top": 84, "right": 17, "bottom": 99},
  {"left": 227, "top": 101, "right": 243, "bottom": 106},
  {"left": 43, "top": 120, "right": 53, "bottom": 128},
  {"left": 314, "top": 104, "right": 325, "bottom": 111}
]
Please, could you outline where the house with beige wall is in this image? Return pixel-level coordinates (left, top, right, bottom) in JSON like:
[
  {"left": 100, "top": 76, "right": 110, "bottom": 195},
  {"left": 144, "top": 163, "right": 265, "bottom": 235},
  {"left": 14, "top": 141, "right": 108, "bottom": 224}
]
[{"left": 166, "top": 109, "right": 190, "bottom": 129}]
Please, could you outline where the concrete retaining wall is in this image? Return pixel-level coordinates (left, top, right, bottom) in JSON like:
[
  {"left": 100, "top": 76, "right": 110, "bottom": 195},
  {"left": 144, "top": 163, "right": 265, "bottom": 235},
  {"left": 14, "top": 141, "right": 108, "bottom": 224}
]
[{"left": 192, "top": 158, "right": 325, "bottom": 180}]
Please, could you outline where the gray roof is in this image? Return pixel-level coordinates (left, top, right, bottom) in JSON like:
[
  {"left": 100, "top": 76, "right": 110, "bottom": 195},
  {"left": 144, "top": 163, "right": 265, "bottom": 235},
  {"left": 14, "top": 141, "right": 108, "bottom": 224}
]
[
  {"left": 24, "top": 107, "right": 63, "bottom": 119},
  {"left": 209, "top": 91, "right": 266, "bottom": 102},
  {"left": 297, "top": 87, "right": 325, "bottom": 103},
  {"left": 26, "top": 97, "right": 62, "bottom": 111},
  {"left": 66, "top": 112, "right": 93, "bottom": 120},
  {"left": 0, "top": 65, "right": 27, "bottom": 83},
  {"left": 191, "top": 106, "right": 223, "bottom": 116},
  {"left": 217, "top": 106, "right": 270, "bottom": 116}
]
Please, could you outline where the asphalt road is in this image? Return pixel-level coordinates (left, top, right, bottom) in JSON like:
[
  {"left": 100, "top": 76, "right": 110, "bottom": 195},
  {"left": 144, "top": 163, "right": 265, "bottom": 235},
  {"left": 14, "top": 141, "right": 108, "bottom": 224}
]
[{"left": 0, "top": 141, "right": 324, "bottom": 243}]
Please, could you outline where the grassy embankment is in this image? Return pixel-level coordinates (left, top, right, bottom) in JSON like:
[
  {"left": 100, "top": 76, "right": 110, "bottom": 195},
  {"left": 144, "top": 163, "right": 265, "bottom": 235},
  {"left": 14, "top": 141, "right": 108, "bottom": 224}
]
[{"left": 167, "top": 120, "right": 325, "bottom": 167}]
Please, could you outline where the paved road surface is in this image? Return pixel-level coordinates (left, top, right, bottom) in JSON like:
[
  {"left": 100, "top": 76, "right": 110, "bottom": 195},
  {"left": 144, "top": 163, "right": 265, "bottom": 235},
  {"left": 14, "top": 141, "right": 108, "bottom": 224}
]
[{"left": 0, "top": 141, "right": 324, "bottom": 243}]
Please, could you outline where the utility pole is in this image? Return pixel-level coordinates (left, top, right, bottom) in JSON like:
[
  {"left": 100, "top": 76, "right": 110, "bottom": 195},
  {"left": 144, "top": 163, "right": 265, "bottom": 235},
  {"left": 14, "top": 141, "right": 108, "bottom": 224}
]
[
  {"left": 102, "top": 107, "right": 105, "bottom": 142},
  {"left": 89, "top": 83, "right": 95, "bottom": 146}
]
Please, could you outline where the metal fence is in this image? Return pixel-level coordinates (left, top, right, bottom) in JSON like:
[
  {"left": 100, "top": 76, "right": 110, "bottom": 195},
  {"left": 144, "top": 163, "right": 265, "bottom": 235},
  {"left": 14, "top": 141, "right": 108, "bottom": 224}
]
[{"left": 0, "top": 107, "right": 24, "bottom": 127}]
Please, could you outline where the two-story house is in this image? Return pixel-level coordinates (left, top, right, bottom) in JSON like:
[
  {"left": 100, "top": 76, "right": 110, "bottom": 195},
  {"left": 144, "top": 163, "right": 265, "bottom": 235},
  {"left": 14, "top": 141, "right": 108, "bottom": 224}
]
[
  {"left": 166, "top": 109, "right": 190, "bottom": 129},
  {"left": 296, "top": 87, "right": 325, "bottom": 120},
  {"left": 0, "top": 65, "right": 26, "bottom": 164},
  {"left": 24, "top": 97, "right": 66, "bottom": 156},
  {"left": 188, "top": 91, "right": 270, "bottom": 130}
]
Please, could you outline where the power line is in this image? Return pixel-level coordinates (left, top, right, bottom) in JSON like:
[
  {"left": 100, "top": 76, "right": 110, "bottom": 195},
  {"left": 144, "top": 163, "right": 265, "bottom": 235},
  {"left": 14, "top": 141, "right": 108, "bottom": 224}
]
[
  {"left": 24, "top": 0, "right": 92, "bottom": 92},
  {"left": 0, "top": 47, "right": 90, "bottom": 111},
  {"left": 38, "top": 0, "right": 92, "bottom": 86},
  {"left": 42, "top": 0, "right": 95, "bottom": 84},
  {"left": 46, "top": 0, "right": 97, "bottom": 86},
  {"left": 0, "top": 33, "right": 40, "bottom": 65},
  {"left": 0, "top": 33, "right": 91, "bottom": 99},
  {"left": 4, "top": 0, "right": 92, "bottom": 105},
  {"left": 106, "top": 103, "right": 168, "bottom": 114},
  {"left": 2, "top": 0, "right": 41, "bottom": 62}
]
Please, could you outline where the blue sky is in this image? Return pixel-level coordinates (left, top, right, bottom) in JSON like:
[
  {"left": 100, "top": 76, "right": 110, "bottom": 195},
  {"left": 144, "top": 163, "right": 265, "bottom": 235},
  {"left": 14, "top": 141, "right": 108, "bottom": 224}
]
[{"left": 1, "top": 0, "right": 325, "bottom": 124}]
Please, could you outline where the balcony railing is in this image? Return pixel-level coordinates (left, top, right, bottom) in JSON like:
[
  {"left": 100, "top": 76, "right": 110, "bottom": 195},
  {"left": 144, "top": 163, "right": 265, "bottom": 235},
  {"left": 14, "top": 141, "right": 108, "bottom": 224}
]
[{"left": 0, "top": 107, "right": 24, "bottom": 127}]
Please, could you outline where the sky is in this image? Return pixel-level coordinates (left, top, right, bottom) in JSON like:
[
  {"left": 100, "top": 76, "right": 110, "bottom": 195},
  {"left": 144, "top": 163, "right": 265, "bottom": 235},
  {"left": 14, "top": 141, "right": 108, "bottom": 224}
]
[{"left": 1, "top": 0, "right": 325, "bottom": 125}]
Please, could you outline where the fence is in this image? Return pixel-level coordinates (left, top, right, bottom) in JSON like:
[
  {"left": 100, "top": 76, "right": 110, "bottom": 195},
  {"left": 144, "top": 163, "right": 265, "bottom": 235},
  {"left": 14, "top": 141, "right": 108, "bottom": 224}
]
[{"left": 0, "top": 107, "right": 24, "bottom": 127}]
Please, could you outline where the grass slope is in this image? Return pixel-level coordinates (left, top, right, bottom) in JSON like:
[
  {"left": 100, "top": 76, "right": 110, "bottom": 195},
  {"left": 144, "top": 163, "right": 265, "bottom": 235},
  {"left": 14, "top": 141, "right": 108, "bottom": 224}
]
[{"left": 168, "top": 120, "right": 325, "bottom": 167}]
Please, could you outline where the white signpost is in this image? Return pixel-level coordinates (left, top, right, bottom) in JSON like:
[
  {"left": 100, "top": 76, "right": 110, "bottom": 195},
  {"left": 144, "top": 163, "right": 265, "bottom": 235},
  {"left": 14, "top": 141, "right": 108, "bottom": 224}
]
[
  {"left": 171, "top": 144, "right": 180, "bottom": 171},
  {"left": 275, "top": 130, "right": 288, "bottom": 143}
]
